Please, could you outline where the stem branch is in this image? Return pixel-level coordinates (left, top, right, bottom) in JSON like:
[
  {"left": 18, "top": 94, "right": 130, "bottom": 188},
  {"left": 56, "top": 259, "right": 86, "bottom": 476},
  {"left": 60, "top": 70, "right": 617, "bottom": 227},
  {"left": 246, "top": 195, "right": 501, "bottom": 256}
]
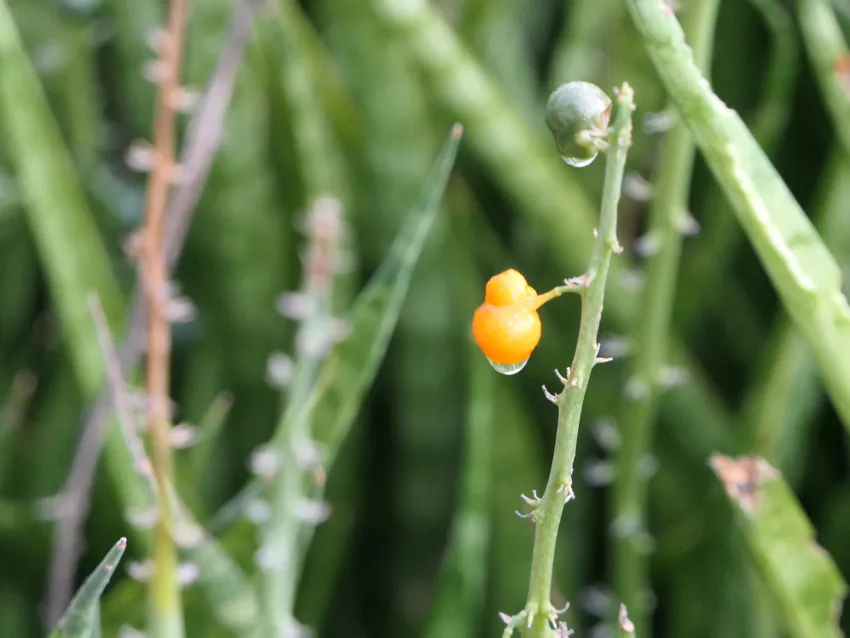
[
  {"left": 521, "top": 83, "right": 634, "bottom": 637},
  {"left": 141, "top": 0, "right": 189, "bottom": 635},
  {"left": 611, "top": 0, "right": 718, "bottom": 631}
]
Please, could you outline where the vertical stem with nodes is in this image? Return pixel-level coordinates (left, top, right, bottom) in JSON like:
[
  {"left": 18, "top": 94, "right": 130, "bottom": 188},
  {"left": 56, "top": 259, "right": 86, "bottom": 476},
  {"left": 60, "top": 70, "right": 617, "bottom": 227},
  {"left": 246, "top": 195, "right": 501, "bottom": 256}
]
[
  {"left": 611, "top": 0, "right": 718, "bottom": 632},
  {"left": 140, "top": 0, "right": 189, "bottom": 635},
  {"left": 504, "top": 83, "right": 635, "bottom": 638}
]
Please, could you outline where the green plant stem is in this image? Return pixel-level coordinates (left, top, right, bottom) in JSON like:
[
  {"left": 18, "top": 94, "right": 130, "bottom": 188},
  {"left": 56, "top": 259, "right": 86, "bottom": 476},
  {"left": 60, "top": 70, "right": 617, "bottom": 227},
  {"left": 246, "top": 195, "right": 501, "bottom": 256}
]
[
  {"left": 676, "top": 0, "right": 798, "bottom": 334},
  {"left": 261, "top": 203, "right": 339, "bottom": 635},
  {"left": 520, "top": 83, "right": 634, "bottom": 638},
  {"left": 143, "top": 0, "right": 188, "bottom": 634},
  {"left": 259, "top": 3, "right": 352, "bottom": 629},
  {"left": 798, "top": 0, "right": 850, "bottom": 156},
  {"left": 626, "top": 0, "right": 850, "bottom": 437},
  {"left": 611, "top": 0, "right": 718, "bottom": 631},
  {"left": 371, "top": 0, "right": 735, "bottom": 463},
  {"left": 743, "top": 149, "right": 850, "bottom": 483}
]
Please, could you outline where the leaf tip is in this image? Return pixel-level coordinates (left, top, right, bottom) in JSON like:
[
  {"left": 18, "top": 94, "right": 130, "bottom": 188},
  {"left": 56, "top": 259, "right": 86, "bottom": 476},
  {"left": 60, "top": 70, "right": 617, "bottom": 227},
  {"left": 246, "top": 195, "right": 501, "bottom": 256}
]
[{"left": 709, "top": 454, "right": 779, "bottom": 515}]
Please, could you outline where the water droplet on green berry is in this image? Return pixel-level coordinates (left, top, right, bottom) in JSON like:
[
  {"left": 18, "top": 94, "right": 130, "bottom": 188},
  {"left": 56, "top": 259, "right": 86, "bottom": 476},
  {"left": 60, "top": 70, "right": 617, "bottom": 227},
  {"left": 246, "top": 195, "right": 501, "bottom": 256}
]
[
  {"left": 546, "top": 81, "right": 612, "bottom": 167},
  {"left": 562, "top": 153, "right": 598, "bottom": 168}
]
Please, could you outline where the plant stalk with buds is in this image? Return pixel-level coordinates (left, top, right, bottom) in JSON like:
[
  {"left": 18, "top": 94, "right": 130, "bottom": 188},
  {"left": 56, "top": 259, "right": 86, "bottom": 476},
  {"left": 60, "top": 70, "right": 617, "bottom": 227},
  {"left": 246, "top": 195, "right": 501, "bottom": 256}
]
[
  {"left": 259, "top": 199, "right": 344, "bottom": 636},
  {"left": 501, "top": 82, "right": 635, "bottom": 638},
  {"left": 140, "top": 0, "right": 189, "bottom": 635}
]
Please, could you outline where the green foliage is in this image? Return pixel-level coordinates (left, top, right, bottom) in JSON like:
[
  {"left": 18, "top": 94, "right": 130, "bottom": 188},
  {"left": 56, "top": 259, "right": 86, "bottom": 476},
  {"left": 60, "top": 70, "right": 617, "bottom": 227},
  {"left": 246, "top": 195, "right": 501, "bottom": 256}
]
[
  {"left": 628, "top": 0, "right": 850, "bottom": 438},
  {"left": 0, "top": 0, "right": 123, "bottom": 391},
  {"left": 612, "top": 1, "right": 718, "bottom": 632},
  {"left": 711, "top": 455, "right": 847, "bottom": 637},
  {"left": 308, "top": 124, "right": 462, "bottom": 463},
  {"left": 50, "top": 538, "right": 127, "bottom": 638},
  {"left": 0, "top": 0, "right": 148, "bottom": 540},
  {"left": 423, "top": 347, "right": 493, "bottom": 638}
]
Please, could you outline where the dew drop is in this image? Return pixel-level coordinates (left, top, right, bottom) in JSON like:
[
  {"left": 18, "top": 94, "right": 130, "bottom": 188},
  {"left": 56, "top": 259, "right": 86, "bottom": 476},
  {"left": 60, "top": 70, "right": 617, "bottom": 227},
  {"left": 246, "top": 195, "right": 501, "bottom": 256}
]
[
  {"left": 487, "top": 358, "right": 529, "bottom": 375},
  {"left": 562, "top": 153, "right": 597, "bottom": 168}
]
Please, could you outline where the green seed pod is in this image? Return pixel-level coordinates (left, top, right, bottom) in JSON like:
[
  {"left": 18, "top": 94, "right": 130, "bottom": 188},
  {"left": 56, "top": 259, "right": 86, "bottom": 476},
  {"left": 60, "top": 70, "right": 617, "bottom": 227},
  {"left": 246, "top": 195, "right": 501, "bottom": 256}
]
[{"left": 545, "top": 81, "right": 612, "bottom": 167}]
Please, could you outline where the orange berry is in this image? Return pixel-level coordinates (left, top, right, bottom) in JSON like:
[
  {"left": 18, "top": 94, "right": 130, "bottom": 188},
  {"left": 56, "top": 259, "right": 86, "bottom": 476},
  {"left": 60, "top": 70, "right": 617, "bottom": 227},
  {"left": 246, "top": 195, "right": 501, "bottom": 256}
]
[
  {"left": 484, "top": 269, "right": 538, "bottom": 306},
  {"left": 472, "top": 303, "right": 542, "bottom": 366}
]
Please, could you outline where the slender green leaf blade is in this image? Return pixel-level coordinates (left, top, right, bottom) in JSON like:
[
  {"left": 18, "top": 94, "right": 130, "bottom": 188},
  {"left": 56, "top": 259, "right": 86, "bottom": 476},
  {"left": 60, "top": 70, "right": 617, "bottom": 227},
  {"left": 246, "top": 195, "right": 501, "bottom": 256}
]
[
  {"left": 307, "top": 123, "right": 463, "bottom": 463},
  {"left": 50, "top": 538, "right": 127, "bottom": 638},
  {"left": 743, "top": 151, "right": 850, "bottom": 484},
  {"left": 0, "top": 0, "right": 124, "bottom": 391},
  {"left": 627, "top": 0, "right": 850, "bottom": 436},
  {"left": 424, "top": 345, "right": 492, "bottom": 638},
  {"left": 88, "top": 603, "right": 101, "bottom": 638},
  {"left": 710, "top": 455, "right": 847, "bottom": 637},
  {"left": 0, "top": 0, "right": 148, "bottom": 557}
]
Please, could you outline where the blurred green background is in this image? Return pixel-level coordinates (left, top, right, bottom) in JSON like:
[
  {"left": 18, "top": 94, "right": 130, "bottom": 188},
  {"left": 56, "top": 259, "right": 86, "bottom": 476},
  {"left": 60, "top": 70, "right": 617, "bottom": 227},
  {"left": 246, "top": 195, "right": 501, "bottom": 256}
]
[{"left": 0, "top": 0, "right": 849, "bottom": 636}]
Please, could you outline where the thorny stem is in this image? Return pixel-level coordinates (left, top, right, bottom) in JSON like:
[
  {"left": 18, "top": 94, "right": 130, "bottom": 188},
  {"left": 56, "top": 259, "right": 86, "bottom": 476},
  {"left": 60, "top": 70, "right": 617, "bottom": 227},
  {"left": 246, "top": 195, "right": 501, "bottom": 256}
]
[
  {"left": 141, "top": 0, "right": 189, "bottom": 635},
  {"left": 261, "top": 201, "right": 342, "bottom": 635},
  {"left": 44, "top": 1, "right": 262, "bottom": 626},
  {"left": 518, "top": 83, "right": 634, "bottom": 637},
  {"left": 611, "top": 0, "right": 718, "bottom": 632}
]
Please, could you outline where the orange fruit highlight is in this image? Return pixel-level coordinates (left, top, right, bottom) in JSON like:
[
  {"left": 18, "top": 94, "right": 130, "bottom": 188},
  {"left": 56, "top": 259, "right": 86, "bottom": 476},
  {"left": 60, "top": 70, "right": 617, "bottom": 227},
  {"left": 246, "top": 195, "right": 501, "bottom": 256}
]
[{"left": 484, "top": 268, "right": 538, "bottom": 306}]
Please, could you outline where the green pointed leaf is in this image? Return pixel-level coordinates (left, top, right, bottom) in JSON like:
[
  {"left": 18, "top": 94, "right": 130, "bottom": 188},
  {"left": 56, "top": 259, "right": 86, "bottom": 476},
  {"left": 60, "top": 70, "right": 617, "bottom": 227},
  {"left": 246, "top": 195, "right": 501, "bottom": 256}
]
[
  {"left": 249, "top": 123, "right": 461, "bottom": 624},
  {"left": 88, "top": 603, "right": 101, "bottom": 638},
  {"left": 626, "top": 0, "right": 850, "bottom": 436},
  {"left": 305, "top": 123, "right": 463, "bottom": 464},
  {"left": 50, "top": 538, "right": 127, "bottom": 638},
  {"left": 423, "top": 346, "right": 492, "bottom": 638},
  {"left": 710, "top": 455, "right": 847, "bottom": 637}
]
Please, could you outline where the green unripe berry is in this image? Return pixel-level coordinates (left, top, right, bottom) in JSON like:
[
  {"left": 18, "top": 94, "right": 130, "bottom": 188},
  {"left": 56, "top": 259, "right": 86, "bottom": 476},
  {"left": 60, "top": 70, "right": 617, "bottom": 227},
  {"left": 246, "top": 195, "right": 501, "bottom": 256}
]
[{"left": 545, "top": 81, "right": 612, "bottom": 167}]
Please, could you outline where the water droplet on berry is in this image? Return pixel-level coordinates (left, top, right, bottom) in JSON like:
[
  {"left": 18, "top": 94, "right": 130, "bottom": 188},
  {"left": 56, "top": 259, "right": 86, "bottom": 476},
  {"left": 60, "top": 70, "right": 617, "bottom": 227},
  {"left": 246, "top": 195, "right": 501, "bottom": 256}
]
[
  {"left": 562, "top": 153, "right": 597, "bottom": 168},
  {"left": 487, "top": 358, "right": 529, "bottom": 375}
]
